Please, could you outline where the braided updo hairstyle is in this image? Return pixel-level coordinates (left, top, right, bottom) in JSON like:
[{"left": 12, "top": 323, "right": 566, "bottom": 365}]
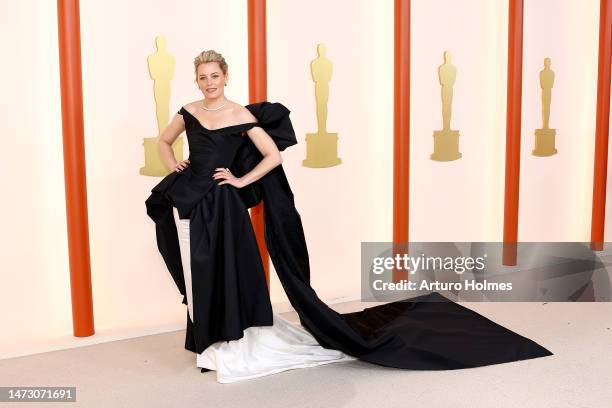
[{"left": 194, "top": 50, "right": 228, "bottom": 77}]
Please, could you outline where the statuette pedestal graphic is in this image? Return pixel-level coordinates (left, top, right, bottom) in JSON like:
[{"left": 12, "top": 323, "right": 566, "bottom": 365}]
[
  {"left": 431, "top": 130, "right": 462, "bottom": 161},
  {"left": 533, "top": 128, "right": 557, "bottom": 157},
  {"left": 303, "top": 132, "right": 341, "bottom": 167}
]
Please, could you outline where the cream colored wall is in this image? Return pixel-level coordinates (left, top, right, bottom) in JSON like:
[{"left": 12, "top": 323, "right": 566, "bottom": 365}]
[
  {"left": 0, "top": 0, "right": 607, "bottom": 359},
  {"left": 266, "top": 0, "right": 394, "bottom": 304},
  {"left": 0, "top": 0, "right": 70, "bottom": 358},
  {"left": 410, "top": 0, "right": 509, "bottom": 242},
  {"left": 520, "top": 0, "right": 599, "bottom": 241}
]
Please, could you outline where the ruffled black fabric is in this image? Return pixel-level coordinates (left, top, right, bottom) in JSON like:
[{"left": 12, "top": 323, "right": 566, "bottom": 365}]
[
  {"left": 230, "top": 102, "right": 296, "bottom": 209},
  {"left": 146, "top": 101, "right": 553, "bottom": 368}
]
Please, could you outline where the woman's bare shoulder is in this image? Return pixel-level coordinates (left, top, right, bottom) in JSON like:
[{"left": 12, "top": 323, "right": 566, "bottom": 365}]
[
  {"left": 230, "top": 101, "right": 257, "bottom": 123},
  {"left": 180, "top": 100, "right": 202, "bottom": 115}
]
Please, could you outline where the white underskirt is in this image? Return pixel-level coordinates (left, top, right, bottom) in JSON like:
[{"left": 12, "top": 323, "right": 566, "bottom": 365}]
[
  {"left": 196, "top": 312, "right": 356, "bottom": 383},
  {"left": 173, "top": 207, "right": 356, "bottom": 383}
]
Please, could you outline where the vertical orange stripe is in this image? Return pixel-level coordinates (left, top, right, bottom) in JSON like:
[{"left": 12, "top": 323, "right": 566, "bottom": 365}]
[
  {"left": 247, "top": 0, "right": 270, "bottom": 285},
  {"left": 393, "top": 0, "right": 410, "bottom": 282},
  {"left": 591, "top": 0, "right": 612, "bottom": 251},
  {"left": 503, "top": 0, "right": 524, "bottom": 266},
  {"left": 57, "top": 0, "right": 94, "bottom": 336}
]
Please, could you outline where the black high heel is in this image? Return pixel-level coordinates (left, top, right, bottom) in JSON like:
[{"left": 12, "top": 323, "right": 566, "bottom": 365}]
[{"left": 200, "top": 367, "right": 211, "bottom": 373}]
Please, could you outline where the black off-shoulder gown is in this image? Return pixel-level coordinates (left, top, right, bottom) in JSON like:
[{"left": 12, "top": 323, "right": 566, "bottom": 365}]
[{"left": 145, "top": 101, "right": 553, "bottom": 370}]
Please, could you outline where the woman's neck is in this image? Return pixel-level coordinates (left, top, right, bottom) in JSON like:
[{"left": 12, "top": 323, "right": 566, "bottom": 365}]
[{"left": 203, "top": 95, "right": 228, "bottom": 108}]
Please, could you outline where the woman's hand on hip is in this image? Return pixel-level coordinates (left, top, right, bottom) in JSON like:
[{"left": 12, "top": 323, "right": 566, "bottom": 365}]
[
  {"left": 213, "top": 167, "right": 246, "bottom": 188},
  {"left": 174, "top": 159, "right": 190, "bottom": 172}
]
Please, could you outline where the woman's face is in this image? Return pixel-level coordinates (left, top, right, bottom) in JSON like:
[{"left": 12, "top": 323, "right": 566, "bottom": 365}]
[{"left": 196, "top": 62, "right": 227, "bottom": 99}]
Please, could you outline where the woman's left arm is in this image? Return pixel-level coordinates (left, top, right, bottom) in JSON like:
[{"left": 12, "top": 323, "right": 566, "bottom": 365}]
[{"left": 214, "top": 125, "right": 282, "bottom": 188}]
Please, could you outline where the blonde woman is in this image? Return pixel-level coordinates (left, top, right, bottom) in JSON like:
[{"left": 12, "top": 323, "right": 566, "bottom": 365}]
[{"left": 146, "top": 50, "right": 552, "bottom": 384}]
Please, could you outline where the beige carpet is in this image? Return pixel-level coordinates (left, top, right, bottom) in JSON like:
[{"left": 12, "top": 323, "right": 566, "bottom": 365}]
[{"left": 0, "top": 301, "right": 610, "bottom": 408}]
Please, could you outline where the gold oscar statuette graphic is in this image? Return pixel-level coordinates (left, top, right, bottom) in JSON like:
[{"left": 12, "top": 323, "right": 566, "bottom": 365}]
[
  {"left": 303, "top": 43, "right": 342, "bottom": 168},
  {"left": 533, "top": 57, "right": 557, "bottom": 157},
  {"left": 140, "top": 35, "right": 184, "bottom": 176},
  {"left": 431, "top": 51, "right": 462, "bottom": 161}
]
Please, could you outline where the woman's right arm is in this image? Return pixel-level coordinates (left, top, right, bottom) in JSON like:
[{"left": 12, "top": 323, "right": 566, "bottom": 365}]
[{"left": 158, "top": 112, "right": 189, "bottom": 172}]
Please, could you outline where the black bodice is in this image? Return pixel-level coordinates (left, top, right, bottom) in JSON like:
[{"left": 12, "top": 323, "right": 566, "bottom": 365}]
[{"left": 178, "top": 107, "right": 257, "bottom": 176}]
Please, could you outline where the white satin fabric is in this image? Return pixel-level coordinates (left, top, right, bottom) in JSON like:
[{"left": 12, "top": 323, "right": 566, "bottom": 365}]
[{"left": 172, "top": 207, "right": 356, "bottom": 383}]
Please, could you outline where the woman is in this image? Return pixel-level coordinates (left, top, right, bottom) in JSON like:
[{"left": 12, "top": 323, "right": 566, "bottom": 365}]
[{"left": 146, "top": 50, "right": 552, "bottom": 384}]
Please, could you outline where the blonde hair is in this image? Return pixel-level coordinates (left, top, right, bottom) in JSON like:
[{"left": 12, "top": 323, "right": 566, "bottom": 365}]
[{"left": 194, "top": 50, "right": 228, "bottom": 76}]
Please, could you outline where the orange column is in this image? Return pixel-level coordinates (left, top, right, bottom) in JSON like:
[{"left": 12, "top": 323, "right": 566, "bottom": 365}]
[
  {"left": 57, "top": 0, "right": 94, "bottom": 336},
  {"left": 591, "top": 0, "right": 612, "bottom": 251},
  {"left": 247, "top": 0, "right": 271, "bottom": 285},
  {"left": 393, "top": 0, "right": 410, "bottom": 282},
  {"left": 502, "top": 0, "right": 524, "bottom": 266}
]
